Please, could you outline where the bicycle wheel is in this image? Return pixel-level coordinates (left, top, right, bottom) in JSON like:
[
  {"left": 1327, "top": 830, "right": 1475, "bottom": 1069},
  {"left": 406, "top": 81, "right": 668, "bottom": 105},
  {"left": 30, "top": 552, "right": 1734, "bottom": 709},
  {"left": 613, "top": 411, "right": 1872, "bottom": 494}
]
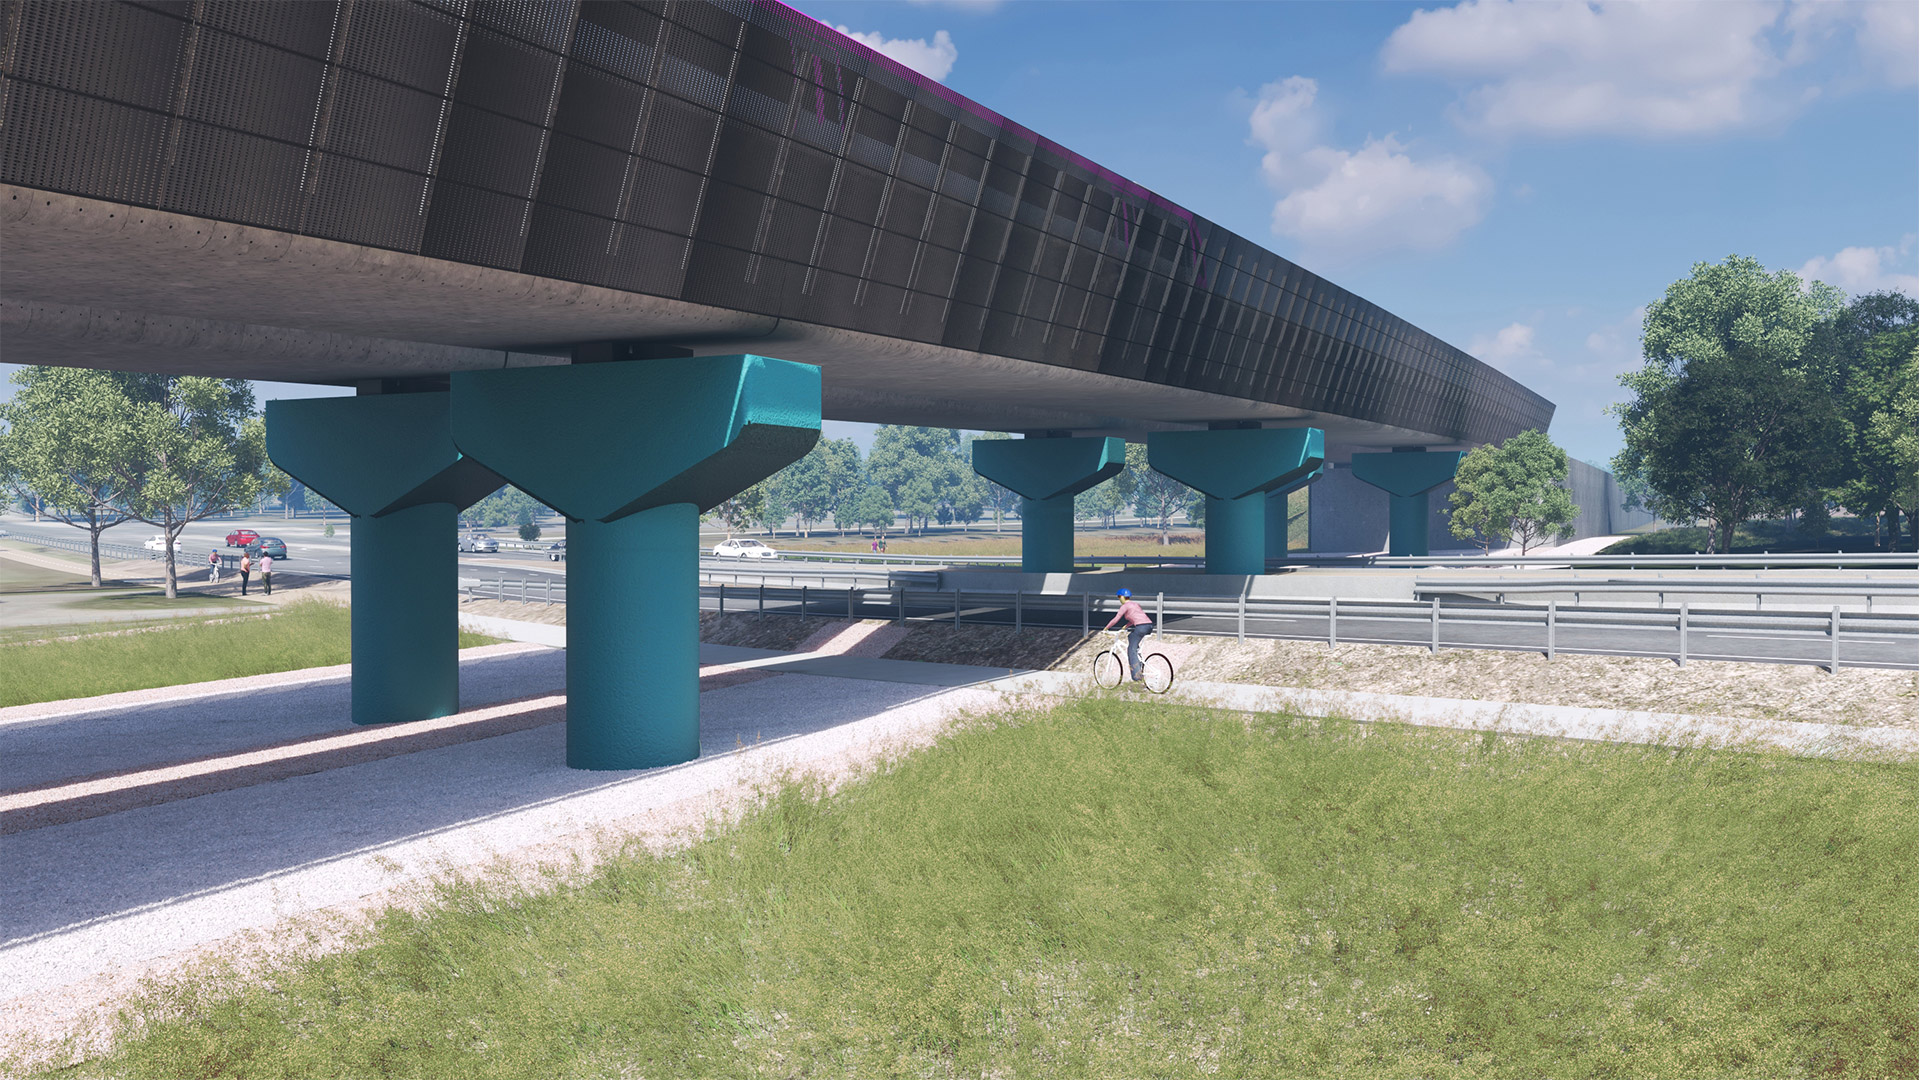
[
  {"left": 1093, "top": 650, "right": 1124, "bottom": 689},
  {"left": 1141, "top": 652, "right": 1174, "bottom": 694}
]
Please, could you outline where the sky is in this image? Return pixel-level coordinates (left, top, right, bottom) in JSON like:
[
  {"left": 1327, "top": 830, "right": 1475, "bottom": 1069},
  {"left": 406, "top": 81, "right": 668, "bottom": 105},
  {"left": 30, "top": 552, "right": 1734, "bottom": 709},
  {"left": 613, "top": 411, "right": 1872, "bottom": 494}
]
[{"left": 7, "top": 0, "right": 1915, "bottom": 466}]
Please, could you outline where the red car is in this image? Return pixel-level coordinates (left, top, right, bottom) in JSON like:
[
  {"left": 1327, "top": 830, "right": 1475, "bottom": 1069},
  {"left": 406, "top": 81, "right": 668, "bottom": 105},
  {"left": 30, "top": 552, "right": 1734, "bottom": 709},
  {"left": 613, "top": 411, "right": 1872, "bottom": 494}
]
[{"left": 225, "top": 529, "right": 260, "bottom": 548}]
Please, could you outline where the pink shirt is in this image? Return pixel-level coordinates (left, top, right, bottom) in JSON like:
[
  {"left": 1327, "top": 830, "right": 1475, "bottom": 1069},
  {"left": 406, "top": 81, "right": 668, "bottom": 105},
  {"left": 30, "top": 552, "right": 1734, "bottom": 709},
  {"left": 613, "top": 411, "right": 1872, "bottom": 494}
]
[{"left": 1106, "top": 599, "right": 1151, "bottom": 628}]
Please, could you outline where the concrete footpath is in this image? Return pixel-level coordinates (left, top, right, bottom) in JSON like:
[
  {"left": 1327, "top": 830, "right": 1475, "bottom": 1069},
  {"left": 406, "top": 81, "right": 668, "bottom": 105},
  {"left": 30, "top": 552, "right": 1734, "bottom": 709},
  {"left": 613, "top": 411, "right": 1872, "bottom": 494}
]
[{"left": 4, "top": 620, "right": 1909, "bottom": 1057}]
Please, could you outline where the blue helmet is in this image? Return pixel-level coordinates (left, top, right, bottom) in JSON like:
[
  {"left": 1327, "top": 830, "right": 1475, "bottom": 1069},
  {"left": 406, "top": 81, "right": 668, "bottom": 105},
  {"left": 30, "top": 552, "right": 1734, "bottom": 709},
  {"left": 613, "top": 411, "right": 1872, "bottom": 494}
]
[{"left": 1116, "top": 588, "right": 1132, "bottom": 598}]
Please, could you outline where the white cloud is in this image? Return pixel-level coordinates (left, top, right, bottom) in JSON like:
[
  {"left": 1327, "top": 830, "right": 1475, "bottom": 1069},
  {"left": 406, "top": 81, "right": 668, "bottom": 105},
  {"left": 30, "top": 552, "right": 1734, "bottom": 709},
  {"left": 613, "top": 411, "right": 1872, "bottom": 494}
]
[
  {"left": 1246, "top": 77, "right": 1491, "bottom": 259},
  {"left": 1467, "top": 321, "right": 1539, "bottom": 369},
  {"left": 1381, "top": 0, "right": 1913, "bottom": 138},
  {"left": 834, "top": 26, "right": 957, "bottom": 82},
  {"left": 1797, "top": 242, "right": 1919, "bottom": 297},
  {"left": 1787, "top": 1, "right": 1919, "bottom": 87}
]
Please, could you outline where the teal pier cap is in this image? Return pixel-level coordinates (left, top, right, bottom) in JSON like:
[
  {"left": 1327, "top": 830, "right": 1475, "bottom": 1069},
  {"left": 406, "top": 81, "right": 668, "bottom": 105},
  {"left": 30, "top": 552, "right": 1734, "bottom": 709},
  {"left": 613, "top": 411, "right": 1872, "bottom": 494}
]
[
  {"left": 1147, "top": 428, "right": 1325, "bottom": 574},
  {"left": 1147, "top": 427, "right": 1325, "bottom": 500},
  {"left": 1349, "top": 448, "right": 1464, "bottom": 499},
  {"left": 971, "top": 436, "right": 1126, "bottom": 501},
  {"left": 265, "top": 392, "right": 499, "bottom": 727},
  {"left": 449, "top": 354, "right": 821, "bottom": 524},
  {"left": 1349, "top": 449, "right": 1466, "bottom": 558},
  {"left": 450, "top": 355, "right": 822, "bottom": 771},
  {"left": 266, "top": 392, "right": 503, "bottom": 518},
  {"left": 971, "top": 435, "right": 1126, "bottom": 574}
]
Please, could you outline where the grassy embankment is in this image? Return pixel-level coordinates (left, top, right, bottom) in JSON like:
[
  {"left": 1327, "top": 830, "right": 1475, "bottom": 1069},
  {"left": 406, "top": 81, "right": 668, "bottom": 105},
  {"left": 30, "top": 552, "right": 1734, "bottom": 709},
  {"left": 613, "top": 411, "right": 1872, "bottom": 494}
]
[
  {"left": 2, "top": 600, "right": 501, "bottom": 708},
  {"left": 1601, "top": 515, "right": 1909, "bottom": 554},
  {"left": 60, "top": 699, "right": 1916, "bottom": 1079}
]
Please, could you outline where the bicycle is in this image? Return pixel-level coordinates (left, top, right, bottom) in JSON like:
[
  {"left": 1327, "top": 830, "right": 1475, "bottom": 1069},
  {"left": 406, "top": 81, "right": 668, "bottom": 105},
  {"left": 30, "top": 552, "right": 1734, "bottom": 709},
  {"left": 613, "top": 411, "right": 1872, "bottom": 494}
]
[{"left": 1092, "top": 628, "right": 1174, "bottom": 693}]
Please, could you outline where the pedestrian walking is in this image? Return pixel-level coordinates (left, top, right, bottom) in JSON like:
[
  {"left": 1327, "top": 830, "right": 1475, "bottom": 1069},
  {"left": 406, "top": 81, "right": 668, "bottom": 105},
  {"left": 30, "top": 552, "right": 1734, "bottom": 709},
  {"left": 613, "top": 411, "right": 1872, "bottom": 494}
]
[
  {"left": 239, "top": 553, "right": 252, "bottom": 596},
  {"left": 260, "top": 553, "right": 273, "bottom": 596},
  {"left": 208, "top": 549, "right": 220, "bottom": 583}
]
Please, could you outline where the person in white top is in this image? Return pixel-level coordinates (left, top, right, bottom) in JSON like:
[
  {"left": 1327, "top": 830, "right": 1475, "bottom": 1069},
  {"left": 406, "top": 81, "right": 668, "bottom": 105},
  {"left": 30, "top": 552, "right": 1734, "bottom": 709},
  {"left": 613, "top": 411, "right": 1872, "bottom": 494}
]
[{"left": 260, "top": 553, "right": 273, "bottom": 596}]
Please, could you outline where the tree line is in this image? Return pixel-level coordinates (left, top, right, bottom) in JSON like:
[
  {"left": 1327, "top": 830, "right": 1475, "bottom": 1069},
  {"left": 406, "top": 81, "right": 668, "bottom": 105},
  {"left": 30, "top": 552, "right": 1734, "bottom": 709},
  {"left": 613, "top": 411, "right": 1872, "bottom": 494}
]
[
  {"left": 1610, "top": 257, "right": 1917, "bottom": 552},
  {"left": 713, "top": 428, "right": 1228, "bottom": 545}
]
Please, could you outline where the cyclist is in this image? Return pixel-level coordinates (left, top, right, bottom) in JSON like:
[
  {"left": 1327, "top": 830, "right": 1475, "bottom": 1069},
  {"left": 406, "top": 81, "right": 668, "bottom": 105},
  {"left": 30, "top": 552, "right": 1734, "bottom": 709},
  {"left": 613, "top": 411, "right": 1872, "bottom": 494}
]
[{"left": 1100, "top": 588, "right": 1154, "bottom": 683}]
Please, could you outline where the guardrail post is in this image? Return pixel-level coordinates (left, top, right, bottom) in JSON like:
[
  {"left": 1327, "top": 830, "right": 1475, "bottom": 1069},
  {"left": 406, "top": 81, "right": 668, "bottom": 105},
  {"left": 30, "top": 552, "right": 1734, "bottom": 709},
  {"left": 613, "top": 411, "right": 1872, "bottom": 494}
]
[
  {"left": 547, "top": 578, "right": 555, "bottom": 606},
  {"left": 847, "top": 586, "right": 855, "bottom": 621},
  {"left": 1546, "top": 599, "right": 1556, "bottom": 660},
  {"left": 1081, "top": 592, "right": 1090, "bottom": 635},
  {"left": 1236, "top": 593, "right": 1246, "bottom": 643},
  {"left": 520, "top": 576, "right": 528, "bottom": 604},
  {"left": 1329, "top": 596, "right": 1338, "bottom": 647},
  {"left": 1677, "top": 602, "right": 1688, "bottom": 667},
  {"left": 718, "top": 582, "right": 725, "bottom": 614},
  {"left": 953, "top": 588, "right": 962, "bottom": 627},
  {"left": 1830, "top": 606, "right": 1841, "bottom": 674},
  {"left": 1015, "top": 589, "right": 1023, "bottom": 633},
  {"left": 1430, "top": 597, "right": 1439, "bottom": 654},
  {"left": 1155, "top": 592, "right": 1164, "bottom": 640},
  {"left": 896, "top": 585, "right": 904, "bottom": 624},
  {"left": 800, "top": 584, "right": 808, "bottom": 620},
  {"left": 758, "top": 583, "right": 765, "bottom": 614}
]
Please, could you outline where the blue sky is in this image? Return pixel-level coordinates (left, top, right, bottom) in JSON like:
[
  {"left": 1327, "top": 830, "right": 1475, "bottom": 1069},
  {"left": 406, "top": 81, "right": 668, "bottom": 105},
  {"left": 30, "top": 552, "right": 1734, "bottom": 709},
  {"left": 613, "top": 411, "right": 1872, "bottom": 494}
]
[
  {"left": 807, "top": 0, "right": 1919, "bottom": 463},
  {"left": 9, "top": 1, "right": 1915, "bottom": 467}
]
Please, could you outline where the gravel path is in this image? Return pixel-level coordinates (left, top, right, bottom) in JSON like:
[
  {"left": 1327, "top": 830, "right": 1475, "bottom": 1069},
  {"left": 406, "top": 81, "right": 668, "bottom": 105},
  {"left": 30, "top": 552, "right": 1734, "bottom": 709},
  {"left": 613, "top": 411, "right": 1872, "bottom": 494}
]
[{"left": 0, "top": 647, "right": 1006, "bottom": 1063}]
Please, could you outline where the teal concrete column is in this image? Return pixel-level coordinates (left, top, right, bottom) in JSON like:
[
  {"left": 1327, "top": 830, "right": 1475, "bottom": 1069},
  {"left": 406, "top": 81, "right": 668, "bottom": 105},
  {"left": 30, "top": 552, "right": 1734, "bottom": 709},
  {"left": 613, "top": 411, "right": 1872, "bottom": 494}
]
[
  {"left": 267, "top": 393, "right": 504, "bottom": 725},
  {"left": 1264, "top": 462, "right": 1326, "bottom": 562},
  {"left": 566, "top": 505, "right": 698, "bottom": 768},
  {"left": 971, "top": 436, "right": 1125, "bottom": 573},
  {"left": 1148, "top": 428, "right": 1324, "bottom": 574},
  {"left": 1350, "top": 449, "right": 1466, "bottom": 557},
  {"left": 450, "top": 354, "right": 820, "bottom": 770},
  {"left": 350, "top": 504, "right": 457, "bottom": 725}
]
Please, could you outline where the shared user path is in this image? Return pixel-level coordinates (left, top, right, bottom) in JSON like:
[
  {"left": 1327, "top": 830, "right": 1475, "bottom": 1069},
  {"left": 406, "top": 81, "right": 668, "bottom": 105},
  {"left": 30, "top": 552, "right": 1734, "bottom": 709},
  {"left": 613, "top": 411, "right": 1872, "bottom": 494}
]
[{"left": 4, "top": 622, "right": 1910, "bottom": 1053}]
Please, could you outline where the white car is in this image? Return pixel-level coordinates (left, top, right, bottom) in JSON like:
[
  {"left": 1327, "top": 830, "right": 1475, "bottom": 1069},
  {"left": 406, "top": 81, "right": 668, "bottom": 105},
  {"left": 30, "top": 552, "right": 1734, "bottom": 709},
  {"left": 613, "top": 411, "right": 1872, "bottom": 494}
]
[
  {"left": 711, "top": 538, "right": 779, "bottom": 560},
  {"left": 142, "top": 533, "right": 183, "bottom": 552}
]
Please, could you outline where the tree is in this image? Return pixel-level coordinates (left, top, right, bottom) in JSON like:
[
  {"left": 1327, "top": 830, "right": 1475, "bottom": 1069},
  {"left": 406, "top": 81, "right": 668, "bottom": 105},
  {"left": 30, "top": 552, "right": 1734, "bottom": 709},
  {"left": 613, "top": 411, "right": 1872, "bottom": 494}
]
[
  {"left": 464, "top": 486, "right": 545, "bottom": 529},
  {"left": 769, "top": 437, "right": 861, "bottom": 537},
  {"left": 1447, "top": 429, "right": 1580, "bottom": 554},
  {"left": 516, "top": 505, "right": 541, "bottom": 542},
  {"left": 840, "top": 482, "right": 897, "bottom": 534},
  {"left": 1609, "top": 256, "right": 1844, "bottom": 553},
  {"left": 1867, "top": 345, "right": 1918, "bottom": 542},
  {"left": 1129, "top": 444, "right": 1195, "bottom": 545},
  {"left": 712, "top": 480, "right": 768, "bottom": 537},
  {"left": 866, "top": 426, "right": 964, "bottom": 534},
  {"left": 1811, "top": 291, "right": 1918, "bottom": 548},
  {"left": 113, "top": 376, "right": 273, "bottom": 598},
  {"left": 0, "top": 367, "right": 139, "bottom": 586}
]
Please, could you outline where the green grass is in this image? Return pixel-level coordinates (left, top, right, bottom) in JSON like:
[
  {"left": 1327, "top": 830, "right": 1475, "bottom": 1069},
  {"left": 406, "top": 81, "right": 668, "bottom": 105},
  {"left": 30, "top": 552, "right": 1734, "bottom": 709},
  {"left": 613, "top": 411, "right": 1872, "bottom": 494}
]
[
  {"left": 0, "top": 560, "right": 120, "bottom": 593},
  {"left": 0, "top": 600, "right": 503, "bottom": 707},
  {"left": 60, "top": 701, "right": 1916, "bottom": 1078},
  {"left": 57, "top": 590, "right": 266, "bottom": 611},
  {"left": 1600, "top": 516, "right": 1908, "bottom": 554}
]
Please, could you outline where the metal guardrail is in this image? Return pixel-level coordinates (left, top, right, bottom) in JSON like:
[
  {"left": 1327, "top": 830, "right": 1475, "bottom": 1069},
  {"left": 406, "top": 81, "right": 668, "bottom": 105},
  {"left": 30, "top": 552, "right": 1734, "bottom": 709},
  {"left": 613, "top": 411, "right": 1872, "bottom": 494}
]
[
  {"left": 758, "top": 548, "right": 1919, "bottom": 571},
  {"left": 1379, "top": 552, "right": 1917, "bottom": 570},
  {"left": 3, "top": 529, "right": 155, "bottom": 562},
  {"left": 462, "top": 577, "right": 1919, "bottom": 671},
  {"left": 1417, "top": 577, "right": 1917, "bottom": 608}
]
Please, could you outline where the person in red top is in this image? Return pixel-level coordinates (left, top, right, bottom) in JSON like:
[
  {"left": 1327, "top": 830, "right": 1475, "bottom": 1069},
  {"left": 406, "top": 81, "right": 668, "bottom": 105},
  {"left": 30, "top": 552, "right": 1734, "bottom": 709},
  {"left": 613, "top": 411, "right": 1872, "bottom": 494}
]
[{"left": 1101, "top": 588, "right": 1154, "bottom": 682}]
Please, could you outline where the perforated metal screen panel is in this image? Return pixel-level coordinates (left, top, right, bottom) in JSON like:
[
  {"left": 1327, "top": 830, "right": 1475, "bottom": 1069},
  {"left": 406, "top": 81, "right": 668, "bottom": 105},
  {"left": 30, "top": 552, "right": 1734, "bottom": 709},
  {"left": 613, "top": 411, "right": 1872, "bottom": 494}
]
[{"left": 0, "top": 0, "right": 1552, "bottom": 443}]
